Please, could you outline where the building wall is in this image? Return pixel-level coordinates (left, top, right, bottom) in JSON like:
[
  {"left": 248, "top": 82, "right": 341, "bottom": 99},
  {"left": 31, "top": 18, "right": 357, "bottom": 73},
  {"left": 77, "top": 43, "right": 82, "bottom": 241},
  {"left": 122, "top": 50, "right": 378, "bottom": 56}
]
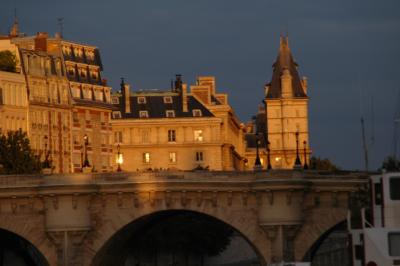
[
  {"left": 112, "top": 118, "right": 224, "bottom": 171},
  {"left": 71, "top": 108, "right": 112, "bottom": 172},
  {"left": 0, "top": 71, "right": 28, "bottom": 133},
  {"left": 266, "top": 98, "right": 310, "bottom": 169},
  {"left": 20, "top": 49, "right": 73, "bottom": 173}
]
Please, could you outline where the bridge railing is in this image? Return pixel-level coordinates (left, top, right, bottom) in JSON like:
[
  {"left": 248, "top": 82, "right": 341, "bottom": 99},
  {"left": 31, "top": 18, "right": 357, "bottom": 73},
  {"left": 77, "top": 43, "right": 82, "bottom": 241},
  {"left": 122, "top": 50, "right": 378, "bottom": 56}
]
[{"left": 0, "top": 169, "right": 369, "bottom": 188}]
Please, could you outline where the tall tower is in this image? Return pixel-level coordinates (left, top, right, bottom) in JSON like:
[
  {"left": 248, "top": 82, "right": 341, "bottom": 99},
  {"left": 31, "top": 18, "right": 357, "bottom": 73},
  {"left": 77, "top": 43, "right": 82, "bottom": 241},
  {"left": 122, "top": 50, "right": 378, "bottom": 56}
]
[{"left": 264, "top": 36, "right": 310, "bottom": 169}]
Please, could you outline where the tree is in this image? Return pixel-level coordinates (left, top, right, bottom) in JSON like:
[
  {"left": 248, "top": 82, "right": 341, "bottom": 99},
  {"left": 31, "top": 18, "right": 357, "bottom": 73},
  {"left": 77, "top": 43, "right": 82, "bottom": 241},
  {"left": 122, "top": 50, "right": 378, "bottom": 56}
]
[
  {"left": 381, "top": 156, "right": 400, "bottom": 171},
  {"left": 309, "top": 156, "right": 339, "bottom": 171},
  {"left": 0, "top": 50, "right": 17, "bottom": 73},
  {"left": 0, "top": 129, "right": 42, "bottom": 174}
]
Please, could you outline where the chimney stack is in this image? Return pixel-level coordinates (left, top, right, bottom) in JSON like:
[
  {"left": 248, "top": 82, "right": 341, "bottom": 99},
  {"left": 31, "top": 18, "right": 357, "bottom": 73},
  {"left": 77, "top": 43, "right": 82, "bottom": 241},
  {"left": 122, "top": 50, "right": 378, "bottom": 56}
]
[
  {"left": 34, "top": 32, "right": 48, "bottom": 52},
  {"left": 182, "top": 84, "right": 188, "bottom": 112},
  {"left": 121, "top": 78, "right": 131, "bottom": 114}
]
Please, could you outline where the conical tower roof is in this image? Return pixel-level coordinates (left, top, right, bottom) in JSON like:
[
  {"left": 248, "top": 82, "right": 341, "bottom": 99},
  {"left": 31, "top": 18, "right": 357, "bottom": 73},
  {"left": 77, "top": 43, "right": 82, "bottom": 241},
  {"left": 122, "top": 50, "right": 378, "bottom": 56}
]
[{"left": 265, "top": 36, "right": 307, "bottom": 98}]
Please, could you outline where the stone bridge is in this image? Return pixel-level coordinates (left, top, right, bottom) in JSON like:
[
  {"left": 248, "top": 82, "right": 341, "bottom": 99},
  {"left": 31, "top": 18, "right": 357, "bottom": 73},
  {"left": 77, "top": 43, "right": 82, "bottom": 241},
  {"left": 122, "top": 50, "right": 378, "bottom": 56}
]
[{"left": 0, "top": 170, "right": 367, "bottom": 265}]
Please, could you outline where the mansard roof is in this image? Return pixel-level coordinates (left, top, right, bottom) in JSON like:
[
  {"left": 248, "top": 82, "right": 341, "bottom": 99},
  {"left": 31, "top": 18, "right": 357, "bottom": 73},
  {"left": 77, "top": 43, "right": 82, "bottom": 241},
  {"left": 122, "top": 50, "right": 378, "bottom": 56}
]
[
  {"left": 113, "top": 92, "right": 215, "bottom": 119},
  {"left": 266, "top": 36, "right": 307, "bottom": 99}
]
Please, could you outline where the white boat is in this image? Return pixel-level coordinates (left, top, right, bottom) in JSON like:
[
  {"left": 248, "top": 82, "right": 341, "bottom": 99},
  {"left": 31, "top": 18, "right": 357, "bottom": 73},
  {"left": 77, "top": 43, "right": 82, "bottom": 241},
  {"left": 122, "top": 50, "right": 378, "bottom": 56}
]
[{"left": 348, "top": 172, "right": 400, "bottom": 266}]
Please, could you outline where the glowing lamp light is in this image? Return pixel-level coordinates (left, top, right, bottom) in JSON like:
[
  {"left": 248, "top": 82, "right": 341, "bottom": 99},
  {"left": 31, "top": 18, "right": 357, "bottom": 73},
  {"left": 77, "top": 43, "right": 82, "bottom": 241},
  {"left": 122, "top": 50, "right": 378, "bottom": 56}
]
[
  {"left": 275, "top": 157, "right": 281, "bottom": 162},
  {"left": 117, "top": 153, "right": 123, "bottom": 164}
]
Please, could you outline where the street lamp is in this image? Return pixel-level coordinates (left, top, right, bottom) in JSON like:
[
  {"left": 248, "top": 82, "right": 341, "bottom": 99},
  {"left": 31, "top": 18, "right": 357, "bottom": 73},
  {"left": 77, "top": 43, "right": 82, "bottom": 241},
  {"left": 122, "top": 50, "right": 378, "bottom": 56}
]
[
  {"left": 254, "top": 133, "right": 262, "bottom": 170},
  {"left": 82, "top": 134, "right": 90, "bottom": 168},
  {"left": 303, "top": 140, "right": 308, "bottom": 169},
  {"left": 294, "top": 131, "right": 302, "bottom": 168},
  {"left": 116, "top": 144, "right": 123, "bottom": 172},
  {"left": 267, "top": 140, "right": 272, "bottom": 170}
]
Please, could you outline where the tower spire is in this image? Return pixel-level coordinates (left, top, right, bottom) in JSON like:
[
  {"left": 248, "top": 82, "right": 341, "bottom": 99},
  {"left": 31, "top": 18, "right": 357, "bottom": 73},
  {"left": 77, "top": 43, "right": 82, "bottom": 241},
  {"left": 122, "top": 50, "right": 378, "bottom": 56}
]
[{"left": 9, "top": 8, "right": 19, "bottom": 37}]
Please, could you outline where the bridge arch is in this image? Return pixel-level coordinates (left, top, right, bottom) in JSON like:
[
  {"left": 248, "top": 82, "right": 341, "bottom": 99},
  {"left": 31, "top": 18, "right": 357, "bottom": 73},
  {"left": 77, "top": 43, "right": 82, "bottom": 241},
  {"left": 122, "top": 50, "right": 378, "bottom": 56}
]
[
  {"left": 83, "top": 203, "right": 270, "bottom": 266},
  {"left": 0, "top": 227, "right": 51, "bottom": 265},
  {"left": 0, "top": 214, "right": 57, "bottom": 265},
  {"left": 294, "top": 207, "right": 348, "bottom": 261}
]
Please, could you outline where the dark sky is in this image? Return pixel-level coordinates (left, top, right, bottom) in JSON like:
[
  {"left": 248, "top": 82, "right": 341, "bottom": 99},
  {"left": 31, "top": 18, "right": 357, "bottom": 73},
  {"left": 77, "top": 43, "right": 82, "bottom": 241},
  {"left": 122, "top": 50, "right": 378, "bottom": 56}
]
[{"left": 1, "top": 0, "right": 399, "bottom": 170}]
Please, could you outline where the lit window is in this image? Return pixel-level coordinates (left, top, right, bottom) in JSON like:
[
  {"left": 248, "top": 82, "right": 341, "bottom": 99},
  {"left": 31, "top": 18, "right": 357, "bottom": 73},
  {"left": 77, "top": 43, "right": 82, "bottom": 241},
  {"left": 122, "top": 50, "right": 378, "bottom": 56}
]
[
  {"left": 194, "top": 130, "right": 203, "bottom": 142},
  {"left": 137, "top": 97, "right": 146, "bottom": 104},
  {"left": 166, "top": 110, "right": 175, "bottom": 118},
  {"left": 139, "top": 111, "right": 148, "bottom": 118},
  {"left": 143, "top": 152, "right": 150, "bottom": 163},
  {"left": 114, "top": 131, "right": 123, "bottom": 143},
  {"left": 168, "top": 130, "right": 176, "bottom": 142},
  {"left": 112, "top": 111, "right": 121, "bottom": 119},
  {"left": 192, "top": 109, "right": 202, "bottom": 117},
  {"left": 196, "top": 151, "right": 203, "bottom": 162},
  {"left": 164, "top": 96, "right": 173, "bottom": 104},
  {"left": 169, "top": 152, "right": 177, "bottom": 163},
  {"left": 389, "top": 232, "right": 400, "bottom": 256}
]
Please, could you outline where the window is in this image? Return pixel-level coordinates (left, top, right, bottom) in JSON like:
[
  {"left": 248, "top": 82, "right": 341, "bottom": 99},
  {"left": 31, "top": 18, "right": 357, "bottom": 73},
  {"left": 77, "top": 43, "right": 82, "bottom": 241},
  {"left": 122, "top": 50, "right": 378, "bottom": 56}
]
[
  {"left": 72, "top": 112, "right": 78, "bottom": 122},
  {"left": 374, "top": 183, "right": 382, "bottom": 205},
  {"left": 169, "top": 152, "right": 177, "bottom": 163},
  {"left": 390, "top": 177, "right": 400, "bottom": 200},
  {"left": 168, "top": 130, "right": 176, "bottom": 142},
  {"left": 164, "top": 96, "right": 173, "bottom": 103},
  {"left": 192, "top": 109, "right": 202, "bottom": 117},
  {"left": 389, "top": 232, "right": 400, "bottom": 256},
  {"left": 112, "top": 111, "right": 121, "bottom": 119},
  {"left": 138, "top": 97, "right": 146, "bottom": 104},
  {"left": 194, "top": 130, "right": 203, "bottom": 142},
  {"left": 143, "top": 152, "right": 150, "bottom": 163},
  {"left": 111, "top": 96, "right": 119, "bottom": 104},
  {"left": 114, "top": 131, "right": 123, "bottom": 143},
  {"left": 166, "top": 110, "right": 175, "bottom": 118},
  {"left": 139, "top": 111, "right": 148, "bottom": 118},
  {"left": 196, "top": 151, "right": 203, "bottom": 162}
]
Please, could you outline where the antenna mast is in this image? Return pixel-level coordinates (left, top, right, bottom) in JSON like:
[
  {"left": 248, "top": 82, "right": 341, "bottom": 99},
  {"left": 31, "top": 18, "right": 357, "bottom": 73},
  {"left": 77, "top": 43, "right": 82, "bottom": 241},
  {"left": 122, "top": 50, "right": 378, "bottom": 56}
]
[
  {"left": 361, "top": 117, "right": 369, "bottom": 172},
  {"left": 393, "top": 91, "right": 400, "bottom": 159}
]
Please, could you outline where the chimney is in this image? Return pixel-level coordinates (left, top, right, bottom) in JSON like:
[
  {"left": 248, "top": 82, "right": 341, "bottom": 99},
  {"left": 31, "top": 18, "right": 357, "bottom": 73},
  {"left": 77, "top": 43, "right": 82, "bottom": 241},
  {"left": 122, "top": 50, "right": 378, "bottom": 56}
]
[
  {"left": 174, "top": 74, "right": 183, "bottom": 93},
  {"left": 182, "top": 83, "right": 188, "bottom": 112},
  {"left": 34, "top": 32, "right": 48, "bottom": 52},
  {"left": 281, "top": 68, "right": 293, "bottom": 98},
  {"left": 121, "top": 78, "right": 131, "bottom": 113}
]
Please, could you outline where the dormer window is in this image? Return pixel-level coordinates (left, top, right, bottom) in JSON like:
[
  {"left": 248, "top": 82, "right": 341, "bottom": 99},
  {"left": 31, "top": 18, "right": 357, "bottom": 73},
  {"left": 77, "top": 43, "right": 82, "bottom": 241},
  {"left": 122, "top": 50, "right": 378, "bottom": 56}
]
[
  {"left": 68, "top": 67, "right": 75, "bottom": 76},
  {"left": 112, "top": 111, "right": 121, "bottom": 119},
  {"left": 164, "top": 96, "right": 173, "bottom": 104},
  {"left": 192, "top": 109, "right": 202, "bottom": 117},
  {"left": 166, "top": 110, "right": 175, "bottom": 118},
  {"left": 139, "top": 111, "right": 149, "bottom": 118},
  {"left": 138, "top": 97, "right": 146, "bottom": 104},
  {"left": 79, "top": 68, "right": 87, "bottom": 78}
]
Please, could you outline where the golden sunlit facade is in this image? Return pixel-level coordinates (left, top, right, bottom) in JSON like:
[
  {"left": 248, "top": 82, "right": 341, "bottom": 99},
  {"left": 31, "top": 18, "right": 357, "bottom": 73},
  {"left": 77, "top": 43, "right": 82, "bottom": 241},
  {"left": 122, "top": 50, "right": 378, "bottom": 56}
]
[
  {"left": 264, "top": 36, "right": 311, "bottom": 169},
  {"left": 111, "top": 76, "right": 246, "bottom": 171}
]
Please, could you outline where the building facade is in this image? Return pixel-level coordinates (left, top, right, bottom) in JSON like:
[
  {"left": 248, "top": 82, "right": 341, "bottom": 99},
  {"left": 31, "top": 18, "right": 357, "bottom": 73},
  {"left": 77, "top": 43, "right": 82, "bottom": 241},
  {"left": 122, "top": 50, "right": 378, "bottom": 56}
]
[
  {"left": 111, "top": 75, "right": 246, "bottom": 171},
  {"left": 10, "top": 32, "right": 113, "bottom": 173},
  {"left": 263, "top": 36, "right": 311, "bottom": 169}
]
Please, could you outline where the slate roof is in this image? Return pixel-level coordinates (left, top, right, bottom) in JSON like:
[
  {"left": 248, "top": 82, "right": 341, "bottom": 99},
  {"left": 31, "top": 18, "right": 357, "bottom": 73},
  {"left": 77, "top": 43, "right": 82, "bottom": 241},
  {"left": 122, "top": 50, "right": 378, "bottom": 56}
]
[
  {"left": 245, "top": 112, "right": 267, "bottom": 148},
  {"left": 114, "top": 92, "right": 215, "bottom": 119},
  {"left": 266, "top": 37, "right": 307, "bottom": 99}
]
